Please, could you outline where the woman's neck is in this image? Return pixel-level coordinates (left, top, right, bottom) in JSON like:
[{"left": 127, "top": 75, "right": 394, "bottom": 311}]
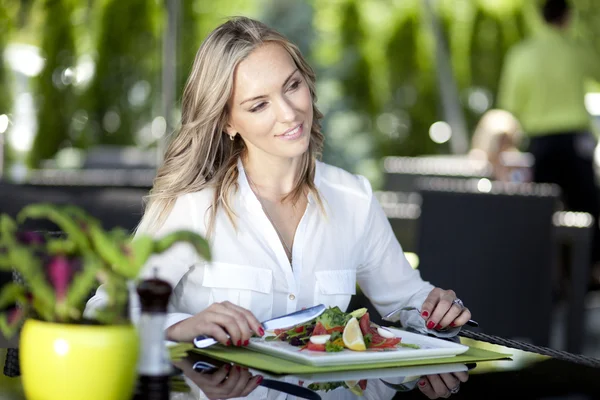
[{"left": 242, "top": 153, "right": 305, "bottom": 200}]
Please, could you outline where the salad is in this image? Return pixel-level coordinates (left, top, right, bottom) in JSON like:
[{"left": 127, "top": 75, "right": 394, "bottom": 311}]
[{"left": 264, "top": 306, "right": 420, "bottom": 352}]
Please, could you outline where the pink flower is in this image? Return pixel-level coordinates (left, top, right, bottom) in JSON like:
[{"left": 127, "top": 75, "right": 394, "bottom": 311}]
[{"left": 47, "top": 255, "right": 72, "bottom": 302}]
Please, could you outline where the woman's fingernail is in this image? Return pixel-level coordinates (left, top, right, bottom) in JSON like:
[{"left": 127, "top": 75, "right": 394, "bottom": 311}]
[
  {"left": 244, "top": 339, "right": 249, "bottom": 346},
  {"left": 237, "top": 340, "right": 242, "bottom": 346},
  {"left": 226, "top": 339, "right": 232, "bottom": 346},
  {"left": 421, "top": 311, "right": 429, "bottom": 318},
  {"left": 256, "top": 375, "right": 264, "bottom": 384},
  {"left": 225, "top": 364, "right": 231, "bottom": 371},
  {"left": 258, "top": 327, "right": 265, "bottom": 336},
  {"left": 450, "top": 322, "right": 456, "bottom": 327},
  {"left": 418, "top": 380, "right": 427, "bottom": 387},
  {"left": 427, "top": 321, "right": 435, "bottom": 329},
  {"left": 435, "top": 324, "right": 442, "bottom": 330}
]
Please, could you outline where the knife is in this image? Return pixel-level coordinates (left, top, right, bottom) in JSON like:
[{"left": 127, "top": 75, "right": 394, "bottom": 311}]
[
  {"left": 193, "top": 304, "right": 326, "bottom": 349},
  {"left": 192, "top": 361, "right": 322, "bottom": 400}
]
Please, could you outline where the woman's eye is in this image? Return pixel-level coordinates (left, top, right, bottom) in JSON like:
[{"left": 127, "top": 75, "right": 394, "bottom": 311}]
[
  {"left": 288, "top": 80, "right": 301, "bottom": 91},
  {"left": 250, "top": 102, "right": 266, "bottom": 113}
]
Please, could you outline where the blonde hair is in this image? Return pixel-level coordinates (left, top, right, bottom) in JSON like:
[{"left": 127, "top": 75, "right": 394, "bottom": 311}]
[
  {"left": 136, "top": 17, "right": 325, "bottom": 236},
  {"left": 470, "top": 109, "right": 523, "bottom": 162}
]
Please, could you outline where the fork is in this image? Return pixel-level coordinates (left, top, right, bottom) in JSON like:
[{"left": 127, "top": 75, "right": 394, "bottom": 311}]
[{"left": 383, "top": 307, "right": 479, "bottom": 328}]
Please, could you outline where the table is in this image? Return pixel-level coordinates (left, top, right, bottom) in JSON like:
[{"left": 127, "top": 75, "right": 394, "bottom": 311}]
[{"left": 2, "top": 339, "right": 600, "bottom": 399}]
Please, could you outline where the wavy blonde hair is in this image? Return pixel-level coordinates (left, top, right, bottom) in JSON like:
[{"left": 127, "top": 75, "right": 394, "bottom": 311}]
[{"left": 136, "top": 16, "right": 325, "bottom": 236}]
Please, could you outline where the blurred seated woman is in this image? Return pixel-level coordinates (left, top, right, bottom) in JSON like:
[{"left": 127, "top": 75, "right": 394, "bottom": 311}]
[{"left": 469, "top": 109, "right": 532, "bottom": 182}]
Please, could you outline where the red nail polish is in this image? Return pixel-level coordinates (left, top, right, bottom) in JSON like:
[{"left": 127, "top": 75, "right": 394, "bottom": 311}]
[
  {"left": 237, "top": 340, "right": 242, "bottom": 346},
  {"left": 226, "top": 339, "right": 232, "bottom": 346},
  {"left": 427, "top": 321, "right": 435, "bottom": 329},
  {"left": 435, "top": 324, "right": 442, "bottom": 330},
  {"left": 258, "top": 327, "right": 265, "bottom": 336},
  {"left": 450, "top": 322, "right": 456, "bottom": 327},
  {"left": 236, "top": 365, "right": 241, "bottom": 371},
  {"left": 225, "top": 364, "right": 231, "bottom": 371},
  {"left": 421, "top": 311, "right": 429, "bottom": 318},
  {"left": 244, "top": 339, "right": 249, "bottom": 346},
  {"left": 256, "top": 375, "right": 264, "bottom": 384},
  {"left": 419, "top": 380, "right": 427, "bottom": 387}
]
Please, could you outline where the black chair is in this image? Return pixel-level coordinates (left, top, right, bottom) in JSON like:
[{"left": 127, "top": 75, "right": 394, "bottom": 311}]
[
  {"left": 382, "top": 155, "right": 491, "bottom": 192},
  {"left": 415, "top": 177, "right": 560, "bottom": 347}
]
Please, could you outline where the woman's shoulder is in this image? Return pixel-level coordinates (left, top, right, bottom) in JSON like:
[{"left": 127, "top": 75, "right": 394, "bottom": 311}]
[{"left": 317, "top": 161, "right": 373, "bottom": 201}]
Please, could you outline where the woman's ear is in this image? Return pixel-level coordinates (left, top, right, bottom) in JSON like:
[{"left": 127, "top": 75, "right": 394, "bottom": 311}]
[{"left": 224, "top": 122, "right": 236, "bottom": 138}]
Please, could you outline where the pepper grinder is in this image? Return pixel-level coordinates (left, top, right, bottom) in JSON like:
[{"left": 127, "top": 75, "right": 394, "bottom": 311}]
[{"left": 133, "top": 269, "right": 173, "bottom": 400}]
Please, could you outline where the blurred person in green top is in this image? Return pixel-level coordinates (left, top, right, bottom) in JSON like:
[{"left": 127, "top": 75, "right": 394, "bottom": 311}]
[{"left": 497, "top": 0, "right": 600, "bottom": 288}]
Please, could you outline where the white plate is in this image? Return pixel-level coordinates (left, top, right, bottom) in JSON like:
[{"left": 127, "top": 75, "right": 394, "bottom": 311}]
[{"left": 248, "top": 327, "right": 469, "bottom": 367}]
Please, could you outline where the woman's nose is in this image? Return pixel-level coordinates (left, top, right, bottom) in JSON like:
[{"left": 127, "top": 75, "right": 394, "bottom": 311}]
[{"left": 275, "top": 97, "right": 296, "bottom": 123}]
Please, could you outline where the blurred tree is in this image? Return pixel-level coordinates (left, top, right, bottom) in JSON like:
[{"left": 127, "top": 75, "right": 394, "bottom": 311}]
[
  {"left": 338, "top": 1, "right": 376, "bottom": 115},
  {"left": 0, "top": 0, "right": 14, "bottom": 172},
  {"left": 385, "top": 8, "right": 440, "bottom": 156},
  {"left": 83, "top": 0, "right": 160, "bottom": 147},
  {"left": 177, "top": 0, "right": 199, "bottom": 97},
  {"left": 0, "top": 1, "right": 12, "bottom": 118},
  {"left": 27, "top": 0, "right": 76, "bottom": 168}
]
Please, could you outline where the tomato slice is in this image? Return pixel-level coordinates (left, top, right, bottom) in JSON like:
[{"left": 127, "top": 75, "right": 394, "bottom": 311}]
[
  {"left": 359, "top": 313, "right": 371, "bottom": 336},
  {"left": 369, "top": 334, "right": 401, "bottom": 348},
  {"left": 326, "top": 326, "right": 344, "bottom": 333},
  {"left": 306, "top": 342, "right": 326, "bottom": 352},
  {"left": 313, "top": 322, "right": 327, "bottom": 336}
]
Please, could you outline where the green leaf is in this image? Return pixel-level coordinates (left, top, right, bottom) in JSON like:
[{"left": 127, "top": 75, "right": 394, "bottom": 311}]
[
  {"left": 0, "top": 283, "right": 27, "bottom": 309},
  {"left": 17, "top": 204, "right": 92, "bottom": 252},
  {"left": 92, "top": 270, "right": 129, "bottom": 325},
  {"left": 8, "top": 246, "right": 56, "bottom": 319},
  {"left": 363, "top": 333, "right": 372, "bottom": 348},
  {"left": 397, "top": 342, "right": 420, "bottom": 349},
  {"left": 0, "top": 306, "right": 29, "bottom": 339},
  {"left": 65, "top": 254, "right": 101, "bottom": 317},
  {"left": 153, "top": 231, "right": 211, "bottom": 262},
  {"left": 317, "top": 306, "right": 351, "bottom": 330},
  {"left": 325, "top": 340, "right": 344, "bottom": 352},
  {"left": 0, "top": 214, "right": 17, "bottom": 245},
  {"left": 47, "top": 238, "right": 77, "bottom": 255}
]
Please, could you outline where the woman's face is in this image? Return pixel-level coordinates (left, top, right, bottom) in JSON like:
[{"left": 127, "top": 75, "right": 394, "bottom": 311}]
[{"left": 227, "top": 43, "right": 313, "bottom": 164}]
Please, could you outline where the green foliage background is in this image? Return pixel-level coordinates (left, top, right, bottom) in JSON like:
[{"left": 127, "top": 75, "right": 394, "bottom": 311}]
[{"left": 1, "top": 0, "right": 599, "bottom": 186}]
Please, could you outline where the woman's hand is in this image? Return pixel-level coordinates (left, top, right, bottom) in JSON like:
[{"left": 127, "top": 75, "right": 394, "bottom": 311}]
[
  {"left": 173, "top": 359, "right": 262, "bottom": 400},
  {"left": 420, "top": 288, "right": 472, "bottom": 330},
  {"left": 417, "top": 371, "right": 469, "bottom": 399},
  {"left": 166, "top": 301, "right": 264, "bottom": 345}
]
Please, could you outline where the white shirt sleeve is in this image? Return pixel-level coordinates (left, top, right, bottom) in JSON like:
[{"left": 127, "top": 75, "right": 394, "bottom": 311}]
[
  {"left": 355, "top": 177, "right": 434, "bottom": 326},
  {"left": 84, "top": 194, "right": 201, "bottom": 328}
]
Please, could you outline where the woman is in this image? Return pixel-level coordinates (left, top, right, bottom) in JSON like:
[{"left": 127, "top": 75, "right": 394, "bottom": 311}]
[{"left": 86, "top": 16, "right": 471, "bottom": 354}]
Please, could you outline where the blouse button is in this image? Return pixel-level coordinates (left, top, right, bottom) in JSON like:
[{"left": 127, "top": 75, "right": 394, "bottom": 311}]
[{"left": 289, "top": 294, "right": 296, "bottom": 300}]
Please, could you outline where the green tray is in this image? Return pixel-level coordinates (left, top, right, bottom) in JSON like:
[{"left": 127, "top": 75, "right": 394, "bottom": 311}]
[{"left": 191, "top": 345, "right": 511, "bottom": 375}]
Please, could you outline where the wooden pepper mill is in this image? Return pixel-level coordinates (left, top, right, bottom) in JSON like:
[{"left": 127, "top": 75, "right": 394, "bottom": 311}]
[{"left": 133, "top": 269, "right": 173, "bottom": 400}]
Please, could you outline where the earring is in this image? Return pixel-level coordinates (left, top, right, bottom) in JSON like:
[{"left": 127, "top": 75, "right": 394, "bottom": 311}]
[{"left": 229, "top": 134, "right": 236, "bottom": 141}]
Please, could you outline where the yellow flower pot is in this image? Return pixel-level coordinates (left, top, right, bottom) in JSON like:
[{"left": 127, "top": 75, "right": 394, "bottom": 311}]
[{"left": 20, "top": 319, "right": 139, "bottom": 400}]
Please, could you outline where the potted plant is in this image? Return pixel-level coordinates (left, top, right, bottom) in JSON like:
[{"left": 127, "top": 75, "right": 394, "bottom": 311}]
[{"left": 0, "top": 203, "right": 210, "bottom": 400}]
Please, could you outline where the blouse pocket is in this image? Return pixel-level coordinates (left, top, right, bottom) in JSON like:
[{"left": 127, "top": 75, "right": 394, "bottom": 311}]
[
  {"left": 202, "top": 262, "right": 274, "bottom": 322},
  {"left": 314, "top": 269, "right": 357, "bottom": 312}
]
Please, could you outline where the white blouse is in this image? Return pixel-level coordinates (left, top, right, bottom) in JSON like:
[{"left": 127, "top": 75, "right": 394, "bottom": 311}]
[{"left": 85, "top": 160, "right": 434, "bottom": 331}]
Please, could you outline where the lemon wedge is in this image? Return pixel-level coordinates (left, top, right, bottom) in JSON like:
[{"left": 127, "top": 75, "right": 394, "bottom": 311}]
[
  {"left": 343, "top": 317, "right": 366, "bottom": 351},
  {"left": 349, "top": 307, "right": 367, "bottom": 319},
  {"left": 344, "top": 380, "right": 364, "bottom": 396}
]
